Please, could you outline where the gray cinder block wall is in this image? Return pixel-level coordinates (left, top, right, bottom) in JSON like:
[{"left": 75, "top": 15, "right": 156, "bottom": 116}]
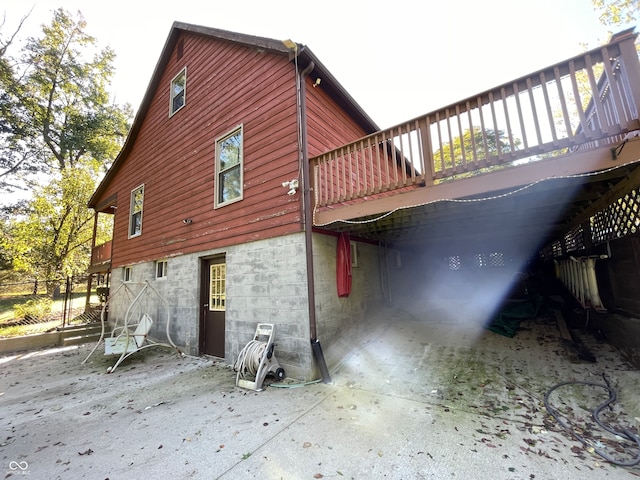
[
  {"left": 106, "top": 232, "right": 314, "bottom": 379},
  {"left": 103, "top": 232, "right": 388, "bottom": 380},
  {"left": 312, "top": 233, "right": 385, "bottom": 375}
]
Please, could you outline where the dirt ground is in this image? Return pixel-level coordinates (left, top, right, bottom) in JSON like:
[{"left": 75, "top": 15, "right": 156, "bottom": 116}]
[{"left": 1, "top": 303, "right": 640, "bottom": 479}]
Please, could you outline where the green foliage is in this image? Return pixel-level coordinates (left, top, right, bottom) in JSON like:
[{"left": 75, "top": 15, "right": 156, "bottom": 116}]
[
  {"left": 592, "top": 0, "right": 639, "bottom": 26},
  {"left": 1, "top": 8, "right": 130, "bottom": 293},
  {"left": 4, "top": 167, "right": 99, "bottom": 294},
  {"left": 14, "top": 297, "right": 53, "bottom": 321},
  {"left": 0, "top": 8, "right": 132, "bottom": 188},
  {"left": 434, "top": 127, "right": 519, "bottom": 171}
]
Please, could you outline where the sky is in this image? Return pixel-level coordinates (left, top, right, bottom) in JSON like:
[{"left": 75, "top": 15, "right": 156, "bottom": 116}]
[
  {"left": 0, "top": 0, "right": 636, "bottom": 204},
  {"left": 3, "top": 0, "right": 632, "bottom": 128}
]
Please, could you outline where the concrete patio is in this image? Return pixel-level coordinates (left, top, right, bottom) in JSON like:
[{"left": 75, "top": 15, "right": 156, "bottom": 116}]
[{"left": 1, "top": 303, "right": 639, "bottom": 479}]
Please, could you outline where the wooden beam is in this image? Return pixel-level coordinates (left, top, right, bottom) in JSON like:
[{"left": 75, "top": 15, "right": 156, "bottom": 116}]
[
  {"left": 566, "top": 160, "right": 640, "bottom": 229},
  {"left": 314, "top": 138, "right": 640, "bottom": 226}
]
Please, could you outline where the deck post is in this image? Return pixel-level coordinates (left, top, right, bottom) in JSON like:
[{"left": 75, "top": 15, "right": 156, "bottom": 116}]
[
  {"left": 418, "top": 116, "right": 434, "bottom": 186},
  {"left": 617, "top": 33, "right": 640, "bottom": 117}
]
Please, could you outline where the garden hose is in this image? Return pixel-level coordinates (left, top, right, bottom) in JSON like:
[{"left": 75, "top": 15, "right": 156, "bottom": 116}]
[{"left": 544, "top": 380, "right": 640, "bottom": 467}]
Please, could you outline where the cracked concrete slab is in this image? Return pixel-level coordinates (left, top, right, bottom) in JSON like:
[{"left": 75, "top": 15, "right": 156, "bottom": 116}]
[{"left": 1, "top": 306, "right": 639, "bottom": 479}]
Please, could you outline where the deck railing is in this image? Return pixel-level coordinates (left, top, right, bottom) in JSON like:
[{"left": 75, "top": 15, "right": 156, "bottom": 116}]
[
  {"left": 311, "top": 29, "right": 640, "bottom": 208},
  {"left": 91, "top": 240, "right": 112, "bottom": 268}
]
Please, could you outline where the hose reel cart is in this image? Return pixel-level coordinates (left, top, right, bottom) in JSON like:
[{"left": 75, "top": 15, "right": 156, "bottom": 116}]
[{"left": 234, "top": 323, "right": 285, "bottom": 391}]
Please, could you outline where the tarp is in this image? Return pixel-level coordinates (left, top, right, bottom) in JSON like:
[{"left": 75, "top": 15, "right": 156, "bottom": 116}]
[{"left": 486, "top": 294, "right": 544, "bottom": 338}]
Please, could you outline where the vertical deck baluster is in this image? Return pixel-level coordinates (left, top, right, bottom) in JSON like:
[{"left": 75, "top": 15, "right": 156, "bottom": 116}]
[
  {"left": 540, "top": 71, "right": 559, "bottom": 146},
  {"left": 478, "top": 95, "right": 490, "bottom": 166},
  {"left": 455, "top": 104, "right": 467, "bottom": 171},
  {"left": 354, "top": 140, "right": 362, "bottom": 197},
  {"left": 526, "top": 77, "right": 543, "bottom": 148},
  {"left": 435, "top": 111, "right": 445, "bottom": 177},
  {"left": 329, "top": 151, "right": 336, "bottom": 204},
  {"left": 554, "top": 66, "right": 573, "bottom": 142},
  {"left": 466, "top": 101, "right": 478, "bottom": 167},
  {"left": 390, "top": 127, "right": 399, "bottom": 188},
  {"left": 569, "top": 60, "right": 591, "bottom": 141},
  {"left": 488, "top": 91, "right": 500, "bottom": 163},
  {"left": 364, "top": 137, "right": 372, "bottom": 195},
  {"left": 345, "top": 144, "right": 353, "bottom": 200},
  {"left": 319, "top": 155, "right": 326, "bottom": 205},
  {"left": 382, "top": 130, "right": 391, "bottom": 191},
  {"left": 445, "top": 109, "right": 455, "bottom": 175},
  {"left": 375, "top": 133, "right": 382, "bottom": 193},
  {"left": 409, "top": 121, "right": 419, "bottom": 184},
  {"left": 613, "top": 59, "right": 633, "bottom": 123},
  {"left": 501, "top": 86, "right": 514, "bottom": 159},
  {"left": 584, "top": 53, "right": 608, "bottom": 136},
  {"left": 338, "top": 147, "right": 346, "bottom": 201},
  {"left": 316, "top": 157, "right": 323, "bottom": 206},
  {"left": 397, "top": 124, "right": 407, "bottom": 186},
  {"left": 513, "top": 81, "right": 529, "bottom": 153},
  {"left": 601, "top": 46, "right": 626, "bottom": 128}
]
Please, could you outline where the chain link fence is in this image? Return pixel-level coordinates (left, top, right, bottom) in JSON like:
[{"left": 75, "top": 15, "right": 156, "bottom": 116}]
[{"left": 0, "top": 276, "right": 102, "bottom": 331}]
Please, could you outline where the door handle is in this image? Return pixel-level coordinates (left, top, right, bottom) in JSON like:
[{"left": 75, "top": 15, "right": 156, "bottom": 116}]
[{"left": 203, "top": 304, "right": 209, "bottom": 308}]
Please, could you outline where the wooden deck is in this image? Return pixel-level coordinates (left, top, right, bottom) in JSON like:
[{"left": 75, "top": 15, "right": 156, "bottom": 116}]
[{"left": 311, "top": 29, "right": 640, "bottom": 246}]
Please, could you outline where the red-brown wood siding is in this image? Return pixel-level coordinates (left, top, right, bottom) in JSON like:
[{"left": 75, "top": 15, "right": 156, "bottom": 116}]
[
  {"left": 305, "top": 76, "right": 370, "bottom": 157},
  {"left": 92, "top": 33, "right": 303, "bottom": 267},
  {"left": 305, "top": 77, "right": 405, "bottom": 202}
]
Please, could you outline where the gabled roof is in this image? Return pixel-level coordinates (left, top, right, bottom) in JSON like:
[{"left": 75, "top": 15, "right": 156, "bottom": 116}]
[{"left": 89, "top": 22, "right": 379, "bottom": 208}]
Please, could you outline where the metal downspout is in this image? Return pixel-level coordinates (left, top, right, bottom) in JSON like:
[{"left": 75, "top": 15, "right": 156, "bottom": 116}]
[{"left": 298, "top": 60, "right": 331, "bottom": 383}]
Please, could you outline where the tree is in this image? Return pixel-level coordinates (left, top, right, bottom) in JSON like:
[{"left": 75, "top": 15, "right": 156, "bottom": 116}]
[
  {"left": 0, "top": 9, "right": 41, "bottom": 192},
  {"left": 433, "top": 127, "right": 519, "bottom": 172},
  {"left": 0, "top": 8, "right": 131, "bottom": 296},
  {"left": 592, "top": 0, "right": 639, "bottom": 26},
  {"left": 3, "top": 166, "right": 112, "bottom": 296},
  {"left": 0, "top": 8, "right": 131, "bottom": 189}
]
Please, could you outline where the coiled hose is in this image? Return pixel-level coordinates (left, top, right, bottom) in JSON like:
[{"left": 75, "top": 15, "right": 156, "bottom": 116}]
[
  {"left": 544, "top": 380, "right": 640, "bottom": 467},
  {"left": 234, "top": 340, "right": 267, "bottom": 379}
]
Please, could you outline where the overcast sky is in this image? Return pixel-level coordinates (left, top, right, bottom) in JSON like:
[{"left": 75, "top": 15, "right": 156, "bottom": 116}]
[{"left": 4, "top": 0, "right": 633, "bottom": 131}]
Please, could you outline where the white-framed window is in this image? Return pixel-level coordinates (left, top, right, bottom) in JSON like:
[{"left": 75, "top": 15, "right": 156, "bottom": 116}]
[
  {"left": 209, "top": 263, "right": 226, "bottom": 311},
  {"left": 155, "top": 260, "right": 168, "bottom": 280},
  {"left": 215, "top": 125, "right": 243, "bottom": 207},
  {"left": 129, "top": 184, "right": 144, "bottom": 238},
  {"left": 123, "top": 266, "right": 133, "bottom": 282},
  {"left": 170, "top": 67, "right": 186, "bottom": 116}
]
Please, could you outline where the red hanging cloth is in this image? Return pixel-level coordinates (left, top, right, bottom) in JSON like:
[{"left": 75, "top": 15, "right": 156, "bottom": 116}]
[{"left": 336, "top": 232, "right": 352, "bottom": 297}]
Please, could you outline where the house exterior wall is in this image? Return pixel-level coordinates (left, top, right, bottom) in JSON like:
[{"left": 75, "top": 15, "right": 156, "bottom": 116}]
[
  {"left": 107, "top": 232, "right": 314, "bottom": 379},
  {"left": 93, "top": 32, "right": 303, "bottom": 268},
  {"left": 312, "top": 232, "right": 385, "bottom": 373},
  {"left": 90, "top": 29, "right": 388, "bottom": 379},
  {"left": 305, "top": 75, "right": 370, "bottom": 157}
]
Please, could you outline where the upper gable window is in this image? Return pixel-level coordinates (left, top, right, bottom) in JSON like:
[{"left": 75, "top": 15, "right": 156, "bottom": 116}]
[
  {"left": 215, "top": 126, "right": 243, "bottom": 207},
  {"left": 170, "top": 68, "right": 186, "bottom": 116},
  {"left": 129, "top": 184, "right": 144, "bottom": 238}
]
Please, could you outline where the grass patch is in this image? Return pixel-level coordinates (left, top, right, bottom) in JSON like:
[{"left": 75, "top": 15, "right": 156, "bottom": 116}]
[
  {"left": 0, "top": 292, "right": 100, "bottom": 338},
  {"left": 0, "top": 319, "right": 62, "bottom": 338}
]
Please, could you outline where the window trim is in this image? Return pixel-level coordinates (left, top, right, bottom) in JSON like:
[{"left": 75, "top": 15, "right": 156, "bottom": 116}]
[
  {"left": 123, "top": 266, "right": 133, "bottom": 282},
  {"left": 155, "top": 260, "right": 168, "bottom": 280},
  {"left": 169, "top": 67, "right": 187, "bottom": 117},
  {"left": 128, "top": 184, "right": 144, "bottom": 238},
  {"left": 214, "top": 125, "right": 244, "bottom": 208}
]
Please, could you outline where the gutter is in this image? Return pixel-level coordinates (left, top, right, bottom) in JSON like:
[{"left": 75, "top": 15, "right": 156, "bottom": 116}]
[{"left": 297, "top": 57, "right": 332, "bottom": 383}]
